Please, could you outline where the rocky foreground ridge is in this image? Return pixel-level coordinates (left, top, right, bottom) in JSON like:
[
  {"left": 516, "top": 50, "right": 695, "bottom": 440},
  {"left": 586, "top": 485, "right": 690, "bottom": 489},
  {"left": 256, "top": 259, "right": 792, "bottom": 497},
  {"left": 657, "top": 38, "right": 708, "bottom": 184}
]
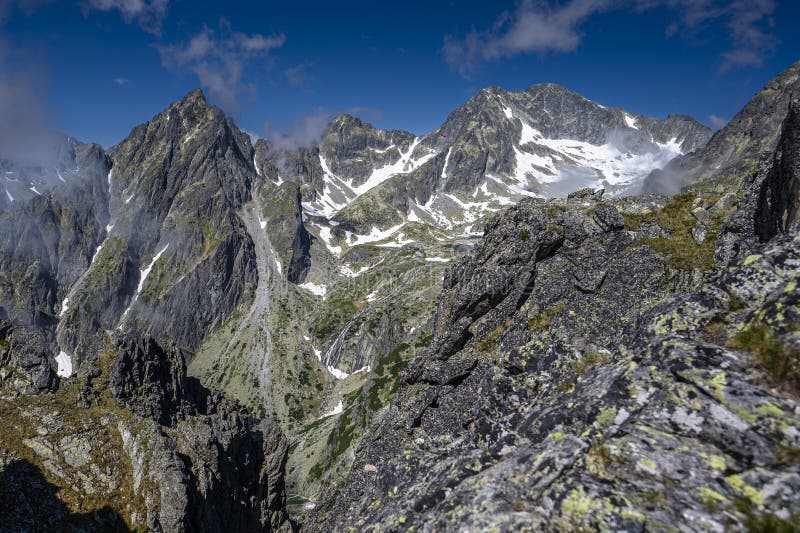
[{"left": 306, "top": 98, "right": 800, "bottom": 530}]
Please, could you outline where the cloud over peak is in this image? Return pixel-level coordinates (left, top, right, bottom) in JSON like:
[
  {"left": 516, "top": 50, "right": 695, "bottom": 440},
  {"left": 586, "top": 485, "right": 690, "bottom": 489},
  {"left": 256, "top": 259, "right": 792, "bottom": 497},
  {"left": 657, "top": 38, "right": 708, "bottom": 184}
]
[
  {"left": 156, "top": 23, "right": 286, "bottom": 112},
  {"left": 443, "top": 0, "right": 778, "bottom": 76},
  {"left": 82, "top": 0, "right": 170, "bottom": 35}
]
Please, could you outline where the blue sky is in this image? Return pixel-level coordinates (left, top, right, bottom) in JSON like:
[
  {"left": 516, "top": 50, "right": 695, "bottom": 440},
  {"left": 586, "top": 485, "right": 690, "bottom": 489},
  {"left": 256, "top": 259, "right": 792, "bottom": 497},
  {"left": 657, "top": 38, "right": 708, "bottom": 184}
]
[{"left": 1, "top": 0, "right": 799, "bottom": 147}]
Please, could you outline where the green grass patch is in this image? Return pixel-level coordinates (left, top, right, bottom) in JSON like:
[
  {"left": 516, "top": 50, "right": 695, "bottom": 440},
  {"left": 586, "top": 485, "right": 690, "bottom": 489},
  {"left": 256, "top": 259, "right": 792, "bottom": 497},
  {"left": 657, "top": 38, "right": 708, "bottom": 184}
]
[
  {"left": 623, "top": 193, "right": 721, "bottom": 272},
  {"left": 528, "top": 303, "right": 566, "bottom": 331},
  {"left": 729, "top": 322, "right": 799, "bottom": 394},
  {"left": 573, "top": 350, "right": 611, "bottom": 375},
  {"left": 311, "top": 296, "right": 358, "bottom": 339},
  {"left": 476, "top": 320, "right": 511, "bottom": 355}
]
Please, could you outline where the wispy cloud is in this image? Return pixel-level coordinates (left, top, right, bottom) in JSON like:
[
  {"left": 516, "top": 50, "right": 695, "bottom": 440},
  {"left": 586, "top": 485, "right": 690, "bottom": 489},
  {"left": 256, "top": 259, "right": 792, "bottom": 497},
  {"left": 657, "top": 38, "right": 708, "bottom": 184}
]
[
  {"left": 443, "top": 0, "right": 612, "bottom": 76},
  {"left": 81, "top": 0, "right": 170, "bottom": 35},
  {"left": 636, "top": 0, "right": 776, "bottom": 72},
  {"left": 284, "top": 62, "right": 315, "bottom": 88},
  {"left": 443, "top": 0, "right": 778, "bottom": 76},
  {"left": 263, "top": 109, "right": 331, "bottom": 151},
  {"left": 0, "top": 33, "right": 61, "bottom": 165},
  {"left": 0, "top": 0, "right": 51, "bottom": 21},
  {"left": 113, "top": 77, "right": 129, "bottom": 86},
  {"left": 156, "top": 23, "right": 285, "bottom": 112},
  {"left": 708, "top": 114, "right": 728, "bottom": 129}
]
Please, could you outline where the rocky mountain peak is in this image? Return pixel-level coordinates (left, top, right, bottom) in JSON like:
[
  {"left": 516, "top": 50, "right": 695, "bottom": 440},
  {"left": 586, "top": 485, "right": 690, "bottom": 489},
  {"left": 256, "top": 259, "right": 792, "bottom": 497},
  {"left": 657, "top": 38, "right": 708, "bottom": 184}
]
[{"left": 644, "top": 60, "right": 800, "bottom": 195}]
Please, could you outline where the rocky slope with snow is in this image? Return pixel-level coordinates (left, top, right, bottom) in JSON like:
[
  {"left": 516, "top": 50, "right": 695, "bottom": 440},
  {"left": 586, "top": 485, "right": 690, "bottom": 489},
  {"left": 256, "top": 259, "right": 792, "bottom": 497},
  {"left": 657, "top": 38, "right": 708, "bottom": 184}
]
[
  {"left": 307, "top": 95, "right": 800, "bottom": 533},
  {"left": 2, "top": 62, "right": 799, "bottom": 531},
  {"left": 645, "top": 61, "right": 800, "bottom": 196}
]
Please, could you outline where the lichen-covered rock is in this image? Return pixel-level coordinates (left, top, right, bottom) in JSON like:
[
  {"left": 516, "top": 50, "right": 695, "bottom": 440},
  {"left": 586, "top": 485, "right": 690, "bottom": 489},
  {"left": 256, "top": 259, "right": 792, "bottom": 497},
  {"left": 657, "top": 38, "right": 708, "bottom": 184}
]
[
  {"left": 109, "top": 336, "right": 187, "bottom": 425},
  {"left": 0, "top": 319, "right": 58, "bottom": 393},
  {"left": 0, "top": 331, "right": 292, "bottom": 532},
  {"left": 306, "top": 183, "right": 800, "bottom": 531}
]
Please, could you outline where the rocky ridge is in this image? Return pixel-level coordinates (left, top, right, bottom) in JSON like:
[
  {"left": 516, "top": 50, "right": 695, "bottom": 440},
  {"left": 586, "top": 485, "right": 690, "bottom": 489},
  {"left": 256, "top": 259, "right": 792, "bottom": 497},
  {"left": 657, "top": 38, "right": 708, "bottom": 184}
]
[{"left": 0, "top": 323, "right": 291, "bottom": 531}]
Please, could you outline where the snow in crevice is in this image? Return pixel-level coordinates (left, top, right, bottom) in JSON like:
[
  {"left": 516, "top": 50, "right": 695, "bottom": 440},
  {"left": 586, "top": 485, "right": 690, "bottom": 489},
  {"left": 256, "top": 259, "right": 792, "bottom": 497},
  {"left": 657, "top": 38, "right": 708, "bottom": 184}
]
[
  {"left": 328, "top": 366, "right": 349, "bottom": 380},
  {"left": 369, "top": 144, "right": 396, "bottom": 154},
  {"left": 624, "top": 113, "right": 639, "bottom": 130},
  {"left": 254, "top": 155, "right": 261, "bottom": 176},
  {"left": 59, "top": 297, "right": 70, "bottom": 318},
  {"left": 29, "top": 186, "right": 41, "bottom": 196},
  {"left": 353, "top": 137, "right": 437, "bottom": 196},
  {"left": 308, "top": 141, "right": 438, "bottom": 219},
  {"left": 319, "top": 399, "right": 344, "bottom": 419},
  {"left": 55, "top": 350, "right": 73, "bottom": 378},
  {"left": 347, "top": 223, "right": 405, "bottom": 247},
  {"left": 4, "top": 189, "right": 12, "bottom": 202},
  {"left": 137, "top": 244, "right": 170, "bottom": 295},
  {"left": 374, "top": 232, "right": 415, "bottom": 248},
  {"left": 313, "top": 224, "right": 342, "bottom": 257},
  {"left": 91, "top": 243, "right": 105, "bottom": 264},
  {"left": 118, "top": 244, "right": 170, "bottom": 329},
  {"left": 340, "top": 256, "right": 384, "bottom": 278},
  {"left": 426, "top": 257, "right": 451, "bottom": 263},
  {"left": 299, "top": 282, "right": 327, "bottom": 297},
  {"left": 57, "top": 170, "right": 66, "bottom": 183},
  {"left": 441, "top": 146, "right": 453, "bottom": 179}
]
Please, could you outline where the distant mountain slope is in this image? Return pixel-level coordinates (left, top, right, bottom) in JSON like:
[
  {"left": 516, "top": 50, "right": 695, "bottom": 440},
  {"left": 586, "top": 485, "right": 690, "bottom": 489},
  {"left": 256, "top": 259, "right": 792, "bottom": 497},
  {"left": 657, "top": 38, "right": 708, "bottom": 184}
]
[
  {"left": 262, "top": 83, "right": 710, "bottom": 263},
  {"left": 644, "top": 60, "right": 800, "bottom": 195}
]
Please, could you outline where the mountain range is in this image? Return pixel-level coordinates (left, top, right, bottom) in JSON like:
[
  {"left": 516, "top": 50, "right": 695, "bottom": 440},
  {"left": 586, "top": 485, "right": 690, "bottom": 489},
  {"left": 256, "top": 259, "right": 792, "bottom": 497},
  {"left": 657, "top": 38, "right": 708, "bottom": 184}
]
[{"left": 1, "top": 60, "right": 799, "bottom": 531}]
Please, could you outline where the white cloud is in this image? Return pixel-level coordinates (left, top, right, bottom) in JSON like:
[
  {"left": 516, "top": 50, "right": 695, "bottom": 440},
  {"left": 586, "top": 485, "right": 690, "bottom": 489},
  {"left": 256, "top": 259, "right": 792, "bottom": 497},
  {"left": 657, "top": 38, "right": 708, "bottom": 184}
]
[
  {"left": 113, "top": 77, "right": 129, "bottom": 85},
  {"left": 284, "top": 62, "right": 314, "bottom": 88},
  {"left": 636, "top": 0, "right": 776, "bottom": 72},
  {"left": 443, "top": 0, "right": 778, "bottom": 76},
  {"left": 263, "top": 109, "right": 331, "bottom": 151},
  {"left": 708, "top": 114, "right": 728, "bottom": 129},
  {"left": 82, "top": 0, "right": 170, "bottom": 35},
  {"left": 443, "top": 0, "right": 612, "bottom": 76},
  {"left": 0, "top": 0, "right": 51, "bottom": 21},
  {"left": 156, "top": 24, "right": 285, "bottom": 112}
]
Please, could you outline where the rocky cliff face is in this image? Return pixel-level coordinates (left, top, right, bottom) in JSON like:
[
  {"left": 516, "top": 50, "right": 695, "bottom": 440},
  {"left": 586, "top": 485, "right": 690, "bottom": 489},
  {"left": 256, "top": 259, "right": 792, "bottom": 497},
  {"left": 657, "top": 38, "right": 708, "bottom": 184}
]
[
  {"left": 304, "top": 75, "right": 800, "bottom": 531},
  {"left": 644, "top": 61, "right": 800, "bottom": 196},
  {"left": 0, "top": 138, "right": 110, "bottom": 328},
  {"left": 57, "top": 89, "right": 260, "bottom": 364},
  {"left": 0, "top": 322, "right": 291, "bottom": 531}
]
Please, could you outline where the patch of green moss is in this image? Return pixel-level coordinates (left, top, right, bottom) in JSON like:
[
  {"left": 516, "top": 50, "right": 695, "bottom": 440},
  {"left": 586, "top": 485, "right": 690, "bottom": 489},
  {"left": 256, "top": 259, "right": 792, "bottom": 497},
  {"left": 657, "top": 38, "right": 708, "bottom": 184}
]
[
  {"left": 733, "top": 497, "right": 800, "bottom": 533},
  {"left": 624, "top": 193, "right": 721, "bottom": 272},
  {"left": 367, "top": 342, "right": 411, "bottom": 411},
  {"left": 729, "top": 322, "right": 800, "bottom": 394},
  {"left": 476, "top": 320, "right": 511, "bottom": 355},
  {"left": 528, "top": 303, "right": 566, "bottom": 331},
  {"left": 573, "top": 350, "right": 611, "bottom": 375}
]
